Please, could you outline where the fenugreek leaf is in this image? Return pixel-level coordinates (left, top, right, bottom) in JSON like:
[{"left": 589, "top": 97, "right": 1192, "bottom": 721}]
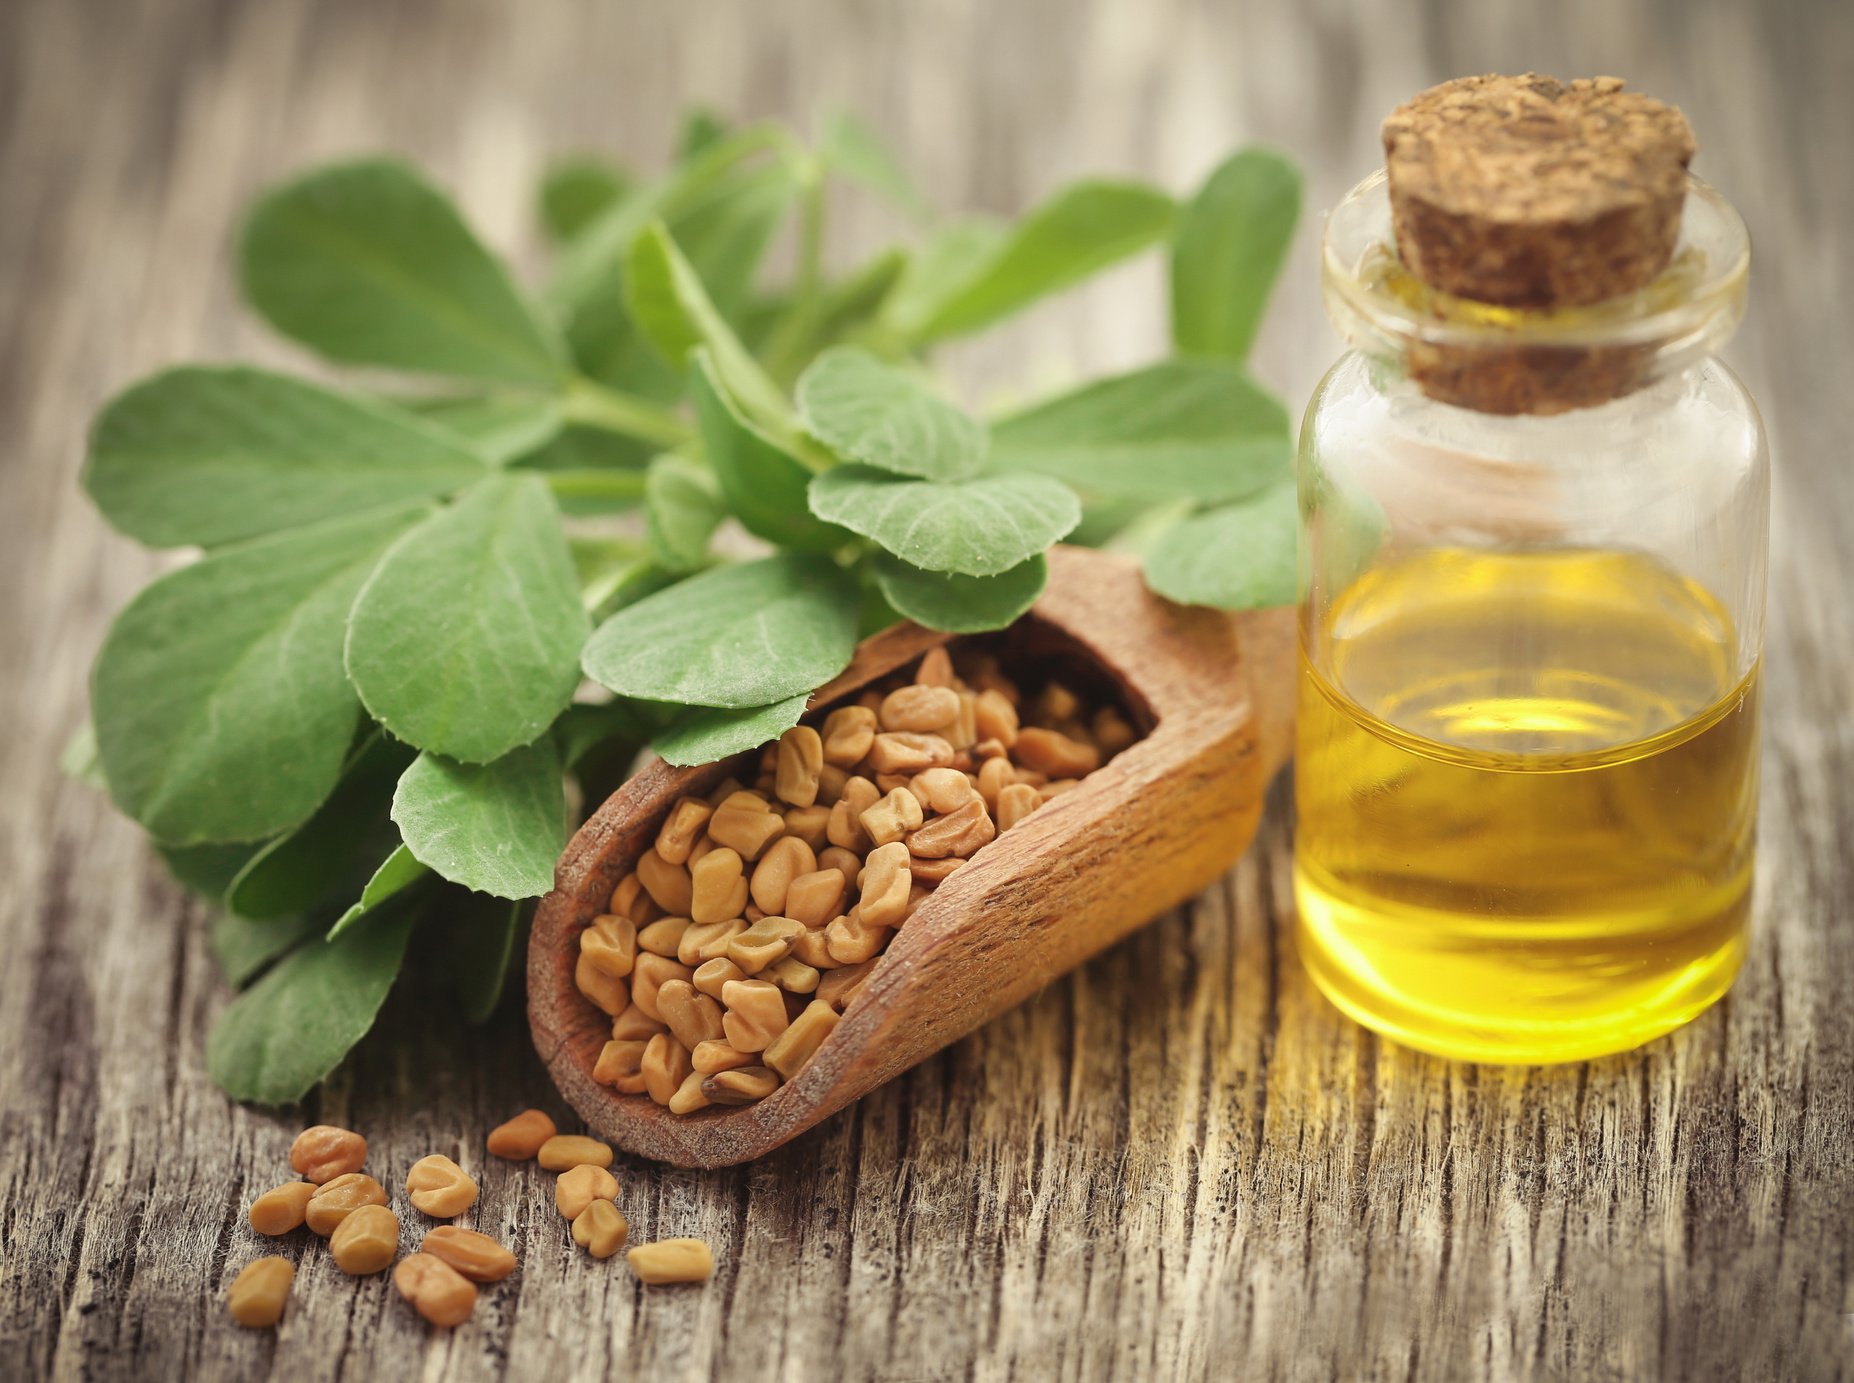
[
  {"left": 327, "top": 844, "right": 429, "bottom": 940},
  {"left": 92, "top": 504, "right": 428, "bottom": 845},
  {"left": 879, "top": 220, "right": 1006, "bottom": 339},
  {"left": 797, "top": 346, "right": 987, "bottom": 481},
  {"left": 807, "top": 466, "right": 1080, "bottom": 577},
  {"left": 1142, "top": 479, "right": 1299, "bottom": 610},
  {"left": 453, "top": 892, "right": 524, "bottom": 1023},
  {"left": 819, "top": 111, "right": 931, "bottom": 222},
  {"left": 1171, "top": 146, "right": 1302, "bottom": 362},
  {"left": 402, "top": 394, "right": 565, "bottom": 465},
  {"left": 677, "top": 109, "right": 731, "bottom": 163},
  {"left": 85, "top": 368, "right": 486, "bottom": 550},
  {"left": 871, "top": 552, "right": 1048, "bottom": 633},
  {"left": 345, "top": 474, "right": 589, "bottom": 764},
  {"left": 241, "top": 159, "right": 569, "bottom": 385},
  {"left": 59, "top": 720, "right": 107, "bottom": 791},
  {"left": 689, "top": 352, "right": 843, "bottom": 553},
  {"left": 392, "top": 740, "right": 567, "bottom": 899},
  {"left": 652, "top": 691, "right": 812, "bottom": 768},
  {"left": 892, "top": 181, "right": 1175, "bottom": 342},
  {"left": 582, "top": 555, "right": 859, "bottom": 709},
  {"left": 210, "top": 910, "right": 325, "bottom": 989},
  {"left": 988, "top": 358, "right": 1291, "bottom": 502},
  {"left": 644, "top": 455, "right": 726, "bottom": 571},
  {"left": 206, "top": 904, "right": 417, "bottom": 1103},
  {"left": 540, "top": 158, "right": 633, "bottom": 244},
  {"left": 161, "top": 841, "right": 267, "bottom": 900}
]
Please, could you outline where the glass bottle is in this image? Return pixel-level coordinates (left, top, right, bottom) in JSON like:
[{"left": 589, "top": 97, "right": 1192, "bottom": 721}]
[{"left": 1294, "top": 168, "right": 1768, "bottom": 1064}]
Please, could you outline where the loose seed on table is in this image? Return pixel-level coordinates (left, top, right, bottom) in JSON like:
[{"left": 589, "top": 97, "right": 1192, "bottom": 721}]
[
  {"left": 774, "top": 725, "right": 824, "bottom": 807},
  {"left": 305, "top": 1173, "right": 388, "bottom": 1237},
  {"left": 763, "top": 1000, "right": 841, "bottom": 1080},
  {"left": 394, "top": 1253, "right": 477, "bottom": 1327},
  {"left": 329, "top": 1203, "right": 400, "bottom": 1276},
  {"left": 627, "top": 1239, "right": 715, "bottom": 1284},
  {"left": 228, "top": 1257, "right": 294, "bottom": 1328},
  {"left": 406, "top": 1154, "right": 478, "bottom": 1219},
  {"left": 536, "top": 1134, "right": 614, "bottom": 1172},
  {"left": 555, "top": 1162, "right": 619, "bottom": 1220},
  {"left": 248, "top": 1181, "right": 315, "bottom": 1236},
  {"left": 486, "top": 1109, "right": 557, "bottom": 1161},
  {"left": 572, "top": 1199, "right": 631, "bottom": 1259},
  {"left": 421, "top": 1226, "right": 517, "bottom": 1283},
  {"left": 289, "top": 1125, "right": 366, "bottom": 1184}
]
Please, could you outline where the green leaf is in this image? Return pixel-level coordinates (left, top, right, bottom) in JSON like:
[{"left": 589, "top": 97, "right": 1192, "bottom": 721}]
[
  {"left": 677, "top": 109, "right": 731, "bottom": 163},
  {"left": 541, "top": 468, "right": 650, "bottom": 515},
  {"left": 540, "top": 158, "right": 633, "bottom": 244},
  {"left": 161, "top": 841, "right": 267, "bottom": 900},
  {"left": 652, "top": 691, "right": 811, "bottom": 767},
  {"left": 224, "top": 733, "right": 413, "bottom": 919},
  {"left": 92, "top": 504, "right": 425, "bottom": 845},
  {"left": 345, "top": 474, "right": 590, "bottom": 763},
  {"left": 891, "top": 182, "right": 1175, "bottom": 342},
  {"left": 211, "top": 911, "right": 325, "bottom": 989},
  {"left": 207, "top": 905, "right": 416, "bottom": 1103},
  {"left": 401, "top": 394, "right": 564, "bottom": 465},
  {"left": 872, "top": 552, "right": 1047, "bottom": 633},
  {"left": 241, "top": 158, "right": 568, "bottom": 385},
  {"left": 556, "top": 698, "right": 661, "bottom": 768},
  {"left": 807, "top": 467, "right": 1080, "bottom": 577},
  {"left": 644, "top": 455, "right": 725, "bottom": 571},
  {"left": 328, "top": 844, "right": 429, "bottom": 940},
  {"left": 60, "top": 720, "right": 107, "bottom": 791},
  {"left": 1142, "top": 479, "right": 1298, "bottom": 610},
  {"left": 393, "top": 741, "right": 567, "bottom": 899},
  {"left": 879, "top": 219, "right": 1005, "bottom": 335},
  {"left": 689, "top": 352, "right": 842, "bottom": 553},
  {"left": 988, "top": 359, "right": 1291, "bottom": 502},
  {"left": 808, "top": 248, "right": 909, "bottom": 346},
  {"left": 1171, "top": 146, "right": 1302, "bottom": 362},
  {"left": 820, "top": 111, "right": 930, "bottom": 222},
  {"left": 797, "top": 346, "right": 986, "bottom": 481},
  {"left": 583, "top": 555, "right": 859, "bottom": 708},
  {"left": 453, "top": 892, "right": 524, "bottom": 1023},
  {"left": 568, "top": 537, "right": 675, "bottom": 617},
  {"left": 663, "top": 159, "right": 796, "bottom": 319},
  {"left": 84, "top": 368, "right": 487, "bottom": 549}
]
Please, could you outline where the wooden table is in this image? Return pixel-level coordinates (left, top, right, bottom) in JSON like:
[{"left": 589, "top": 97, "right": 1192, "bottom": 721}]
[{"left": 3, "top": 0, "right": 1848, "bottom": 1377}]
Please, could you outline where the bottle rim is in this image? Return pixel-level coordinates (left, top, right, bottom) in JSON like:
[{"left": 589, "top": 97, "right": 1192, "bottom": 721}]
[{"left": 1321, "top": 170, "right": 1750, "bottom": 362}]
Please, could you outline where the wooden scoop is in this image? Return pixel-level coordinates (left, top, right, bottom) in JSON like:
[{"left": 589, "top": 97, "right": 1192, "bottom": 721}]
[{"left": 528, "top": 546, "right": 1297, "bottom": 1168}]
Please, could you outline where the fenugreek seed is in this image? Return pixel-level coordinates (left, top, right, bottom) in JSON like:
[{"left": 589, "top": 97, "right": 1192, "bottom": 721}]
[
  {"left": 706, "top": 776, "right": 745, "bottom": 805},
  {"left": 655, "top": 979, "right": 726, "bottom": 1050},
  {"left": 702, "top": 1067, "right": 781, "bottom": 1105},
  {"left": 579, "top": 914, "right": 637, "bottom": 980},
  {"left": 689, "top": 847, "right": 748, "bottom": 925},
  {"left": 1092, "top": 707, "right": 1137, "bottom": 754},
  {"left": 879, "top": 684, "right": 960, "bottom": 733},
  {"left": 486, "top": 1108, "right": 556, "bottom": 1161},
  {"left": 783, "top": 867, "right": 847, "bottom": 927},
  {"left": 864, "top": 731, "right": 955, "bottom": 775},
  {"left": 330, "top": 1203, "right": 401, "bottom": 1276},
  {"left": 773, "top": 725, "right": 825, "bottom": 807},
  {"left": 687, "top": 835, "right": 717, "bottom": 867},
  {"left": 655, "top": 797, "right": 715, "bottom": 865},
  {"left": 910, "top": 767, "right": 975, "bottom": 814},
  {"left": 406, "top": 1154, "right": 478, "bottom": 1219},
  {"left": 718, "top": 788, "right": 773, "bottom": 813},
  {"left": 556, "top": 1162, "right": 619, "bottom": 1220},
  {"left": 910, "top": 646, "right": 951, "bottom": 687},
  {"left": 642, "top": 1033, "right": 693, "bottom": 1106},
  {"left": 635, "top": 848, "right": 695, "bottom": 915},
  {"left": 996, "top": 782, "right": 1042, "bottom": 832},
  {"left": 572, "top": 1199, "right": 630, "bottom": 1259},
  {"left": 628, "top": 1238, "right": 714, "bottom": 1285},
  {"left": 691, "top": 956, "right": 747, "bottom": 1001},
  {"left": 1014, "top": 766, "right": 1049, "bottom": 788},
  {"left": 726, "top": 915, "right": 806, "bottom": 975},
  {"left": 780, "top": 805, "right": 831, "bottom": 852},
  {"left": 789, "top": 928, "right": 840, "bottom": 969},
  {"left": 873, "top": 771, "right": 913, "bottom": 795},
  {"left": 394, "top": 1253, "right": 476, "bottom": 1327},
  {"left": 972, "top": 737, "right": 1008, "bottom": 760},
  {"left": 973, "top": 689, "right": 1020, "bottom": 748},
  {"left": 608, "top": 872, "right": 658, "bottom": 925},
  {"left": 305, "top": 1173, "right": 388, "bottom": 1236},
  {"left": 976, "top": 755, "right": 1014, "bottom": 809},
  {"left": 749, "top": 836, "right": 817, "bottom": 915},
  {"left": 248, "top": 1181, "right": 315, "bottom": 1236},
  {"left": 289, "top": 1124, "right": 367, "bottom": 1184},
  {"left": 817, "top": 845, "right": 862, "bottom": 879},
  {"left": 575, "top": 950, "right": 630, "bottom": 1017},
  {"left": 537, "top": 1134, "right": 614, "bottom": 1172},
  {"left": 826, "top": 784, "right": 876, "bottom": 852},
  {"left": 720, "top": 979, "right": 790, "bottom": 1053},
  {"left": 678, "top": 919, "right": 744, "bottom": 967},
  {"left": 228, "top": 1257, "right": 294, "bottom": 1328},
  {"left": 763, "top": 1000, "right": 841, "bottom": 1080},
  {"left": 593, "top": 1039, "right": 649, "bottom": 1087},
  {"left": 707, "top": 805, "right": 785, "bottom": 860},
  {"left": 1034, "top": 682, "right": 1082, "bottom": 724},
  {"left": 611, "top": 1006, "right": 668, "bottom": 1042},
  {"left": 859, "top": 786, "right": 924, "bottom": 847},
  {"left": 630, "top": 952, "right": 694, "bottom": 1021},
  {"left": 1013, "top": 726, "right": 1101, "bottom": 778},
  {"left": 906, "top": 797, "right": 997, "bottom": 859},
  {"left": 826, "top": 912, "right": 889, "bottom": 965},
  {"left": 764, "top": 955, "right": 820, "bottom": 994},
  {"left": 909, "top": 855, "right": 966, "bottom": 884},
  {"left": 1039, "top": 778, "right": 1082, "bottom": 802},
  {"left": 855, "top": 842, "right": 913, "bottom": 928},
  {"left": 421, "top": 1226, "right": 516, "bottom": 1283},
  {"left": 691, "top": 1039, "right": 754, "bottom": 1075},
  {"left": 637, "top": 917, "right": 692, "bottom": 958},
  {"left": 668, "top": 1070, "right": 712, "bottom": 1115},
  {"left": 821, "top": 705, "right": 878, "bottom": 767},
  {"left": 817, "top": 959, "right": 878, "bottom": 1010},
  {"left": 744, "top": 904, "right": 767, "bottom": 923},
  {"left": 815, "top": 762, "right": 849, "bottom": 806},
  {"left": 945, "top": 690, "right": 979, "bottom": 750}
]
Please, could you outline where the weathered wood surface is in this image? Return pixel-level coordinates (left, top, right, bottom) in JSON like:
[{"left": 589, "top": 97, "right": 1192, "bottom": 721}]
[{"left": 1, "top": 0, "right": 1848, "bottom": 1379}]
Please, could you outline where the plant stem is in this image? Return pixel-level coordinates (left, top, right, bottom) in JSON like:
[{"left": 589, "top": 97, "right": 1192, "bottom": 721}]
[{"left": 561, "top": 377, "right": 691, "bottom": 447}]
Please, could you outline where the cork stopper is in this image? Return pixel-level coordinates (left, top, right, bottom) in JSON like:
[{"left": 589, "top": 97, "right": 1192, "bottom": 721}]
[{"left": 1382, "top": 74, "right": 1696, "bottom": 309}]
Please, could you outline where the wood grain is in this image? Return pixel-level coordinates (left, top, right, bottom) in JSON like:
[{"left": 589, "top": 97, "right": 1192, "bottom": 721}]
[{"left": 2, "top": 0, "right": 1850, "bottom": 1379}]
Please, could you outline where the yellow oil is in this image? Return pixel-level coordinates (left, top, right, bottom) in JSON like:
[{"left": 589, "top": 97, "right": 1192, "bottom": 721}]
[{"left": 1294, "top": 547, "right": 1759, "bottom": 1063}]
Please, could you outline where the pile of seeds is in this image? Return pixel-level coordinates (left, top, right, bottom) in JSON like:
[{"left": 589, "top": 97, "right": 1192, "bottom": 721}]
[
  {"left": 227, "top": 1114, "right": 711, "bottom": 1330},
  {"left": 577, "top": 645, "right": 1138, "bottom": 1114}
]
